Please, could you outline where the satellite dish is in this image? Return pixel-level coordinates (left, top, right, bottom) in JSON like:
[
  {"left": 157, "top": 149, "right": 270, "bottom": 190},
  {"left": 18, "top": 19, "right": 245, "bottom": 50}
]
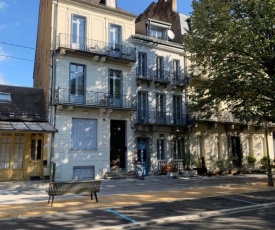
[{"left": 168, "top": 30, "right": 175, "bottom": 40}]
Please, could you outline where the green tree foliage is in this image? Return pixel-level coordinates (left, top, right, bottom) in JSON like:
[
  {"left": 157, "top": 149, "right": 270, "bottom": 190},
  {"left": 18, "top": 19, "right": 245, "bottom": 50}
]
[{"left": 183, "top": 0, "right": 275, "bottom": 122}]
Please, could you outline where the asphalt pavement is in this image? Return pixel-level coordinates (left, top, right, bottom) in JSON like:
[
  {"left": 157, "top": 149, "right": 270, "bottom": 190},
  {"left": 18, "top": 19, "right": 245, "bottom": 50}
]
[{"left": 0, "top": 174, "right": 274, "bottom": 221}]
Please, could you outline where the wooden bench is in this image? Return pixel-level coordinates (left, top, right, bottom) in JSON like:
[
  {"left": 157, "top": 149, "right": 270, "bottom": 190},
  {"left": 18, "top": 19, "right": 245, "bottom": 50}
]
[{"left": 47, "top": 180, "right": 101, "bottom": 207}]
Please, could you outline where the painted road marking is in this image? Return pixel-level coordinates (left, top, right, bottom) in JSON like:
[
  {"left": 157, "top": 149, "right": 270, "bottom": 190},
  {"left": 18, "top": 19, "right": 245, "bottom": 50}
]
[
  {"left": 107, "top": 209, "right": 137, "bottom": 223},
  {"left": 221, "top": 196, "right": 258, "bottom": 205}
]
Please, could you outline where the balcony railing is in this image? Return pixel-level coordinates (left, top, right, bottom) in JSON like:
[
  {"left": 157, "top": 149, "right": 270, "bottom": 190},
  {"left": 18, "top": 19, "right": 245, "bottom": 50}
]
[
  {"left": 135, "top": 111, "right": 187, "bottom": 126},
  {"left": 136, "top": 67, "right": 188, "bottom": 86},
  {"left": 57, "top": 33, "right": 136, "bottom": 62},
  {"left": 191, "top": 111, "right": 242, "bottom": 124},
  {"left": 55, "top": 88, "right": 136, "bottom": 110}
]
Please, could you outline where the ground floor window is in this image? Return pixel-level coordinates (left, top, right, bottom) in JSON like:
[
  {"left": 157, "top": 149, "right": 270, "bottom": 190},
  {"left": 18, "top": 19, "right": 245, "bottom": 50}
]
[
  {"left": 0, "top": 133, "right": 25, "bottom": 169},
  {"left": 71, "top": 118, "right": 97, "bottom": 150},
  {"left": 14, "top": 133, "right": 25, "bottom": 168}
]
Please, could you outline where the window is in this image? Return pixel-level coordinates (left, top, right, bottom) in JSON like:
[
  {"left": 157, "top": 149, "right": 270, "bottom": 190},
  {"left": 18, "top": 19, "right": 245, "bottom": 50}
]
[
  {"left": 148, "top": 26, "right": 167, "bottom": 40},
  {"left": 0, "top": 133, "right": 12, "bottom": 169},
  {"left": 173, "top": 95, "right": 182, "bottom": 124},
  {"left": 0, "top": 92, "right": 11, "bottom": 102},
  {"left": 156, "top": 93, "right": 166, "bottom": 123},
  {"left": 72, "top": 118, "right": 97, "bottom": 150},
  {"left": 138, "top": 91, "right": 148, "bottom": 123},
  {"left": 72, "top": 15, "right": 86, "bottom": 49},
  {"left": 13, "top": 134, "right": 25, "bottom": 168},
  {"left": 109, "top": 69, "right": 122, "bottom": 107},
  {"left": 157, "top": 139, "right": 165, "bottom": 160},
  {"left": 173, "top": 139, "right": 183, "bottom": 159},
  {"left": 156, "top": 56, "right": 164, "bottom": 79},
  {"left": 70, "top": 63, "right": 85, "bottom": 103},
  {"left": 109, "top": 24, "right": 121, "bottom": 49},
  {"left": 173, "top": 60, "right": 180, "bottom": 80},
  {"left": 31, "top": 134, "right": 42, "bottom": 161},
  {"left": 138, "top": 52, "right": 147, "bottom": 77}
]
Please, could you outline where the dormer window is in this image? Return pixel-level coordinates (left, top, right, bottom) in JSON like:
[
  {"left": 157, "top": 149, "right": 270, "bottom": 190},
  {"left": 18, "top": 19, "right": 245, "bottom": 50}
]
[
  {"left": 0, "top": 92, "right": 11, "bottom": 102},
  {"left": 146, "top": 19, "right": 171, "bottom": 41},
  {"left": 149, "top": 26, "right": 167, "bottom": 40}
]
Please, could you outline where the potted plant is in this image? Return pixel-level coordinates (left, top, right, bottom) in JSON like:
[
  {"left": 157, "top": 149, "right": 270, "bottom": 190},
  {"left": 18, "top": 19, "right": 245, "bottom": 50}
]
[{"left": 247, "top": 155, "right": 256, "bottom": 168}]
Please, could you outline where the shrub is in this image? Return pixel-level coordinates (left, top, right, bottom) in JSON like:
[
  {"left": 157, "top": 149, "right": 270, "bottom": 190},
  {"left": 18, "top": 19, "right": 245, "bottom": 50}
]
[{"left": 247, "top": 155, "right": 256, "bottom": 165}]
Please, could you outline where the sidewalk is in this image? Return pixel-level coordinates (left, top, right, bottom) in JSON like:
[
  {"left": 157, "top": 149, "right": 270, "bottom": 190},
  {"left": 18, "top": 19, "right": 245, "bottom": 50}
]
[{"left": 0, "top": 174, "right": 273, "bottom": 220}]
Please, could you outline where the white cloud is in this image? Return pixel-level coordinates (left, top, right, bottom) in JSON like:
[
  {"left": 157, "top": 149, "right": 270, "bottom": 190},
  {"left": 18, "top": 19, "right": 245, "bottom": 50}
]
[
  {"left": 0, "top": 1, "right": 8, "bottom": 10},
  {"left": 0, "top": 46, "right": 7, "bottom": 62},
  {"left": 0, "top": 73, "right": 9, "bottom": 85}
]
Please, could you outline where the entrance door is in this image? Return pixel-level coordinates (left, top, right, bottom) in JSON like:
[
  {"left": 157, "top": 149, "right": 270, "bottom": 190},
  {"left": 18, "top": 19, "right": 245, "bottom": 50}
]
[
  {"left": 137, "top": 137, "right": 149, "bottom": 175},
  {"left": 110, "top": 120, "right": 126, "bottom": 170},
  {"left": 29, "top": 134, "right": 43, "bottom": 177},
  {"left": 231, "top": 136, "right": 242, "bottom": 167}
]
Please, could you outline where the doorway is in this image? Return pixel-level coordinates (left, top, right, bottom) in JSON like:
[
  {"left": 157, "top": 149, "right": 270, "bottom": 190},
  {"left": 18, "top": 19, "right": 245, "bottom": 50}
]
[
  {"left": 137, "top": 137, "right": 149, "bottom": 175},
  {"left": 231, "top": 136, "right": 242, "bottom": 167},
  {"left": 29, "top": 133, "right": 43, "bottom": 178},
  {"left": 110, "top": 120, "right": 126, "bottom": 170}
]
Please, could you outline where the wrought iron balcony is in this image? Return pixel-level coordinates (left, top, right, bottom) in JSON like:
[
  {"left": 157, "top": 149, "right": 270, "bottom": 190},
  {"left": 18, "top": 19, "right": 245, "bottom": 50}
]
[
  {"left": 135, "top": 111, "right": 188, "bottom": 126},
  {"left": 136, "top": 67, "right": 189, "bottom": 86},
  {"left": 56, "top": 33, "right": 136, "bottom": 62},
  {"left": 55, "top": 88, "right": 136, "bottom": 110}
]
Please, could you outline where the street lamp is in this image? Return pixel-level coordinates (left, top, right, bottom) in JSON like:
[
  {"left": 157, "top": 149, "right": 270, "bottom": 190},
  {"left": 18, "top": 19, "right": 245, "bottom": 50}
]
[{"left": 262, "top": 120, "right": 274, "bottom": 187}]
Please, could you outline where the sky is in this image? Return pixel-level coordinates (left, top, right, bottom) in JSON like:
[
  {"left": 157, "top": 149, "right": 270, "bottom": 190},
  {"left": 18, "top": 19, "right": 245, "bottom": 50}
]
[{"left": 0, "top": 0, "right": 193, "bottom": 87}]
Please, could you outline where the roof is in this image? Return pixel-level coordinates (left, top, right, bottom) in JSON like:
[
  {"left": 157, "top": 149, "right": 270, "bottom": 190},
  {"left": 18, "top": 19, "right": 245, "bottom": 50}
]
[
  {"left": 0, "top": 85, "right": 57, "bottom": 133},
  {"left": 0, "top": 85, "right": 47, "bottom": 122},
  {"left": 179, "top": 13, "right": 189, "bottom": 35},
  {"left": 0, "top": 121, "right": 57, "bottom": 133}
]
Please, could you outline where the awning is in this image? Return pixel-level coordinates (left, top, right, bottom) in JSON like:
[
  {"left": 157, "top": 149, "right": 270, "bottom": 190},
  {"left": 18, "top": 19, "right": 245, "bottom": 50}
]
[{"left": 0, "top": 121, "right": 58, "bottom": 133}]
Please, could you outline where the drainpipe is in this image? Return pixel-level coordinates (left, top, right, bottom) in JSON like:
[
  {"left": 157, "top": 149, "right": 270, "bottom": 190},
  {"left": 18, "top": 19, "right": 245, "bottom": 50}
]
[{"left": 49, "top": 0, "right": 59, "bottom": 182}]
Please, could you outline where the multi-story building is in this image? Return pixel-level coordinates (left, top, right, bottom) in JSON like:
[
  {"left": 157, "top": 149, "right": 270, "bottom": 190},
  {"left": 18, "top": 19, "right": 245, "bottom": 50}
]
[
  {"left": 135, "top": 0, "right": 274, "bottom": 173},
  {"left": 132, "top": 1, "right": 189, "bottom": 173},
  {"left": 34, "top": 0, "right": 137, "bottom": 181}
]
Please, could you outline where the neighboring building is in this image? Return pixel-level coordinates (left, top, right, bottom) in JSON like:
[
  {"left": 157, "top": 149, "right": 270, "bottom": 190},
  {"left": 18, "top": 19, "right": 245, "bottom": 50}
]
[
  {"left": 0, "top": 85, "right": 57, "bottom": 181},
  {"left": 133, "top": 1, "right": 189, "bottom": 173},
  {"left": 136, "top": 0, "right": 273, "bottom": 172},
  {"left": 34, "top": 0, "right": 137, "bottom": 181}
]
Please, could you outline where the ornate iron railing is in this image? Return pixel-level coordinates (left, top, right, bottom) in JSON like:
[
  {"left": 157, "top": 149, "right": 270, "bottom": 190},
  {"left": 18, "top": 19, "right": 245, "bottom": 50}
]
[
  {"left": 135, "top": 111, "right": 187, "bottom": 126},
  {"left": 57, "top": 33, "right": 136, "bottom": 62},
  {"left": 55, "top": 88, "right": 136, "bottom": 110}
]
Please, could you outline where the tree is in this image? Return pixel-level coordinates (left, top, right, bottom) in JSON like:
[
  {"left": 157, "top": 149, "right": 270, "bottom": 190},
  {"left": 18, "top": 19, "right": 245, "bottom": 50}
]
[
  {"left": 183, "top": 0, "right": 275, "bottom": 123},
  {"left": 183, "top": 0, "right": 275, "bottom": 186}
]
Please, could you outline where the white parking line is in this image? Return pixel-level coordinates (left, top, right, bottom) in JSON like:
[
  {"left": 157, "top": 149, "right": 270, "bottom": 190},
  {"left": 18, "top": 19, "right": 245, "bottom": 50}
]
[
  {"left": 107, "top": 208, "right": 137, "bottom": 223},
  {"left": 221, "top": 196, "right": 258, "bottom": 205}
]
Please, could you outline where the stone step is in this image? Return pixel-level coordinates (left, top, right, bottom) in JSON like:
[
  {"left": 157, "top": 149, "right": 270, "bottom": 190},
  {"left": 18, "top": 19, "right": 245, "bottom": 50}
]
[{"left": 104, "top": 171, "right": 136, "bottom": 180}]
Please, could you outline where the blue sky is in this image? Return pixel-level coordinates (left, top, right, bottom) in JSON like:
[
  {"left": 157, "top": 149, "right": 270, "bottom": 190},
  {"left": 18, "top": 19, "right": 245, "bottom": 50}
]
[{"left": 0, "top": 0, "right": 193, "bottom": 87}]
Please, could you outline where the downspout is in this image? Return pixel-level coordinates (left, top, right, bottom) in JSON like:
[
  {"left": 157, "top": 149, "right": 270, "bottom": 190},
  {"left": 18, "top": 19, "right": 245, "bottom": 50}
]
[{"left": 49, "top": 0, "right": 59, "bottom": 182}]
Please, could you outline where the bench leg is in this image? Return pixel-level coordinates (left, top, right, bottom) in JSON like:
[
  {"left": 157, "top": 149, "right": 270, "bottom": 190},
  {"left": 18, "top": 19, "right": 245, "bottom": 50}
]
[
  {"left": 51, "top": 196, "right": 55, "bottom": 207},
  {"left": 91, "top": 192, "right": 98, "bottom": 202},
  {"left": 94, "top": 192, "right": 98, "bottom": 202}
]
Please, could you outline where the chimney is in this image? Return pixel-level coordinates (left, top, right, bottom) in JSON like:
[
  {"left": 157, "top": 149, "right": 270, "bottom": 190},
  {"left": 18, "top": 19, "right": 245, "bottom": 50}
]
[
  {"left": 172, "top": 0, "right": 177, "bottom": 12},
  {"left": 105, "top": 0, "right": 116, "bottom": 8},
  {"left": 159, "top": 0, "right": 177, "bottom": 12}
]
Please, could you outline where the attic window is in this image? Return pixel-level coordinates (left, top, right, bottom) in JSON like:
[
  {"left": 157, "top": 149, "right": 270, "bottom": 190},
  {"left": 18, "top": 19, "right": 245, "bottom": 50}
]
[{"left": 0, "top": 92, "right": 11, "bottom": 102}]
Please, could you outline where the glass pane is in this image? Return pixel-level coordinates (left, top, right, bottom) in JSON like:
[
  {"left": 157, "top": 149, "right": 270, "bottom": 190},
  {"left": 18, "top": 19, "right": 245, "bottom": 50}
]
[
  {"left": 31, "top": 140, "right": 36, "bottom": 160},
  {"left": 37, "top": 140, "right": 42, "bottom": 160}
]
